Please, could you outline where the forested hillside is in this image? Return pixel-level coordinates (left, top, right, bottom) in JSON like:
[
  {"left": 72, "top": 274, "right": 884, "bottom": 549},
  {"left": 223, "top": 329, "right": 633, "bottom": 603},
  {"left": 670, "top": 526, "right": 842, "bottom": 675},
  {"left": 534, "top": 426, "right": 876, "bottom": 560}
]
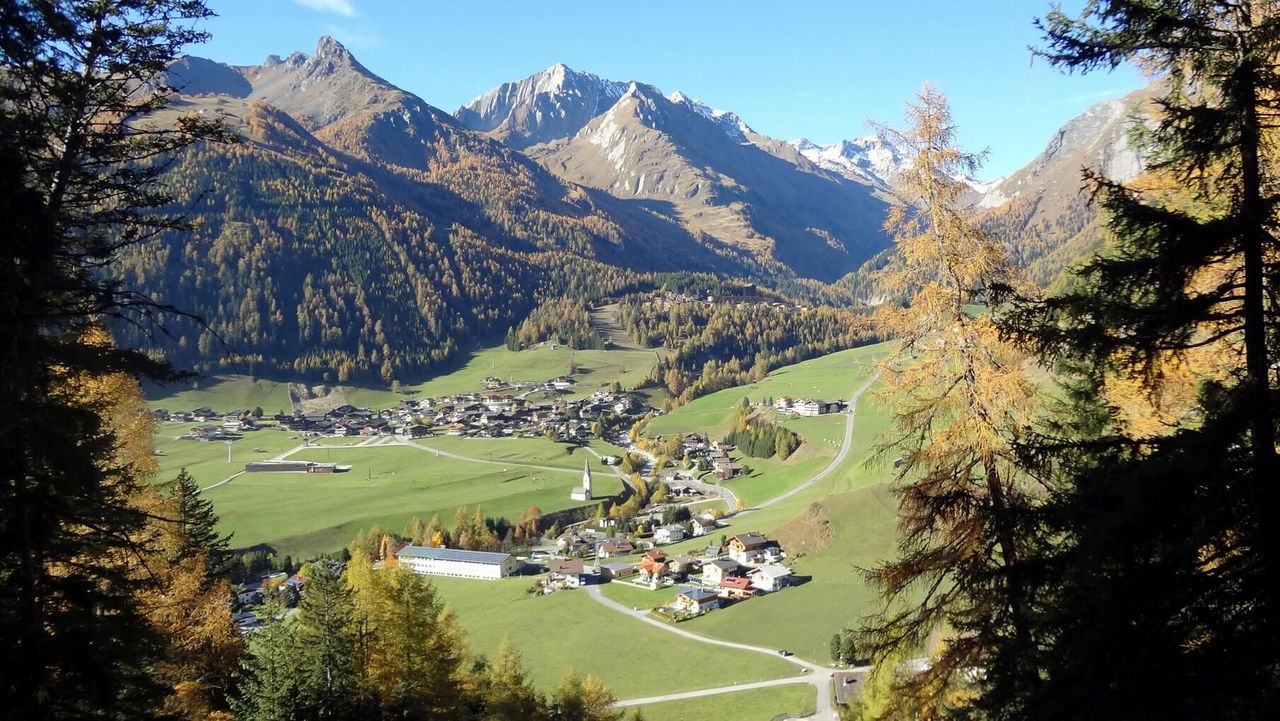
[{"left": 114, "top": 40, "right": 786, "bottom": 382}]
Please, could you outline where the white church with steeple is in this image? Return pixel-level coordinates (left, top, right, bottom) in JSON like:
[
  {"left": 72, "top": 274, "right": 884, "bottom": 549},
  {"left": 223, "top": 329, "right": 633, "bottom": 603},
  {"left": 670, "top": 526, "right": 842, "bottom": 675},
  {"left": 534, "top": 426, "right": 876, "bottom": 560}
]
[{"left": 570, "top": 458, "right": 593, "bottom": 501}]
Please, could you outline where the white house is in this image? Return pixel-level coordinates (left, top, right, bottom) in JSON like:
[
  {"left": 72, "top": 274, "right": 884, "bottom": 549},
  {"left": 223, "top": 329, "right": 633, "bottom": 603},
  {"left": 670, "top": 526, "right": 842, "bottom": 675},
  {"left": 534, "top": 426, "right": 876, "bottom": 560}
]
[
  {"left": 793, "top": 399, "right": 822, "bottom": 417},
  {"left": 396, "top": 546, "right": 521, "bottom": 580},
  {"left": 749, "top": 564, "right": 793, "bottom": 592},
  {"left": 691, "top": 517, "right": 717, "bottom": 537},
  {"left": 547, "top": 558, "right": 588, "bottom": 589},
  {"left": 654, "top": 525, "right": 686, "bottom": 544}
]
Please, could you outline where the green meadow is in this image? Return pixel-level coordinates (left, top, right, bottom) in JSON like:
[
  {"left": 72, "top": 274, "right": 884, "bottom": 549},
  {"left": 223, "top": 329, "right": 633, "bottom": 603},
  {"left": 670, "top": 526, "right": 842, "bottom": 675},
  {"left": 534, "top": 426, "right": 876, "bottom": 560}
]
[
  {"left": 632, "top": 683, "right": 816, "bottom": 721},
  {"left": 152, "top": 424, "right": 303, "bottom": 489},
  {"left": 200, "top": 441, "right": 624, "bottom": 559},
  {"left": 426, "top": 577, "right": 797, "bottom": 699},
  {"left": 147, "top": 339, "right": 904, "bottom": 681},
  {"left": 146, "top": 343, "right": 664, "bottom": 413}
]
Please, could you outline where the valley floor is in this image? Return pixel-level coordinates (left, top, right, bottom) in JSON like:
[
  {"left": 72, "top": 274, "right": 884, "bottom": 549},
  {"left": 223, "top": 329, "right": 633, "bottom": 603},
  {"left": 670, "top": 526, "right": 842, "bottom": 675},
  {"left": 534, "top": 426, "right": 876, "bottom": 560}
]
[{"left": 147, "top": 343, "right": 898, "bottom": 711}]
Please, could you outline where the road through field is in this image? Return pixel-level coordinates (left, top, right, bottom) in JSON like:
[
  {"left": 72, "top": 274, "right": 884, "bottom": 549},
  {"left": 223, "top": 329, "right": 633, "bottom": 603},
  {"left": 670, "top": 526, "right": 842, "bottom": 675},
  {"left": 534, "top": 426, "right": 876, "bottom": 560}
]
[
  {"left": 741, "top": 372, "right": 878, "bottom": 513},
  {"left": 597, "top": 374, "right": 880, "bottom": 717},
  {"left": 590, "top": 585, "right": 856, "bottom": 719}
]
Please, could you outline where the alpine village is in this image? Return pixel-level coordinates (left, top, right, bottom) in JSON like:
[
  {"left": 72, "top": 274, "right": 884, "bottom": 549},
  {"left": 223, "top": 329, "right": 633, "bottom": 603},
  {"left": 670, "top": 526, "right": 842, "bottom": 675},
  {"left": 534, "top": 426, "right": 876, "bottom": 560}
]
[{"left": 5, "top": 2, "right": 1280, "bottom": 721}]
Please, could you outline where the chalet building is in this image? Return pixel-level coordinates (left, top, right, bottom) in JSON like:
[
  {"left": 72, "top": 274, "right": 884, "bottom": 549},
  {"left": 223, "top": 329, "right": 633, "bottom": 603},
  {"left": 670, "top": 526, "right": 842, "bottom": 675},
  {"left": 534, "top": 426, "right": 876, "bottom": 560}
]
[
  {"left": 395, "top": 546, "right": 521, "bottom": 580},
  {"left": 691, "top": 517, "right": 718, "bottom": 537},
  {"left": 654, "top": 525, "right": 686, "bottom": 544},
  {"left": 727, "top": 532, "right": 786, "bottom": 566},
  {"left": 596, "top": 562, "right": 637, "bottom": 580},
  {"left": 791, "top": 398, "right": 846, "bottom": 417},
  {"left": 638, "top": 550, "right": 670, "bottom": 582},
  {"left": 702, "top": 558, "right": 741, "bottom": 585},
  {"left": 599, "top": 538, "right": 634, "bottom": 557},
  {"left": 749, "top": 564, "right": 793, "bottom": 592},
  {"left": 547, "top": 558, "right": 588, "bottom": 588},
  {"left": 718, "top": 575, "right": 757, "bottom": 600},
  {"left": 672, "top": 586, "right": 721, "bottom": 614}
]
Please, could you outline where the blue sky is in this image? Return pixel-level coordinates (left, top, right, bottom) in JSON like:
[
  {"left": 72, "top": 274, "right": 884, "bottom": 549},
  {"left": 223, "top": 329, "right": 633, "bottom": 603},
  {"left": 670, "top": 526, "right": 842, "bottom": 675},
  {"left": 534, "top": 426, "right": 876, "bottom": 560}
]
[{"left": 193, "top": 0, "right": 1145, "bottom": 179}]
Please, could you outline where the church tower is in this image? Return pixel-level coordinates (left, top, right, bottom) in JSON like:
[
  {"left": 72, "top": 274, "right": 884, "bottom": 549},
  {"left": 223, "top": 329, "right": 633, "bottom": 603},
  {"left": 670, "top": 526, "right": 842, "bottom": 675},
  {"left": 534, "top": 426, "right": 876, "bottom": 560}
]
[{"left": 571, "top": 457, "right": 593, "bottom": 501}]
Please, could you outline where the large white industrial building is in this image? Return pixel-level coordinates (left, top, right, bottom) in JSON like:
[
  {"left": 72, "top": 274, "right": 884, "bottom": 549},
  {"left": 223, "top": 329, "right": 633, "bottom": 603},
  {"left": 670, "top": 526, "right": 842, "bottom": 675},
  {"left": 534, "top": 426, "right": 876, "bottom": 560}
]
[{"left": 395, "top": 545, "right": 521, "bottom": 580}]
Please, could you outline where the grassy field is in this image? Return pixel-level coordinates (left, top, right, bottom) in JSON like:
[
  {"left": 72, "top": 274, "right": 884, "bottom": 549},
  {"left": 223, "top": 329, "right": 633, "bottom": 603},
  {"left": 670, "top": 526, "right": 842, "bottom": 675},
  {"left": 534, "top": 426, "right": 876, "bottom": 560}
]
[
  {"left": 427, "top": 577, "right": 797, "bottom": 699},
  {"left": 682, "top": 484, "right": 899, "bottom": 662},
  {"left": 201, "top": 442, "right": 624, "bottom": 558},
  {"left": 645, "top": 343, "right": 889, "bottom": 512},
  {"left": 408, "top": 345, "right": 661, "bottom": 401},
  {"left": 413, "top": 436, "right": 619, "bottom": 471},
  {"left": 145, "top": 376, "right": 295, "bottom": 413},
  {"left": 632, "top": 683, "right": 816, "bottom": 721},
  {"left": 152, "top": 425, "right": 303, "bottom": 489},
  {"left": 145, "top": 344, "right": 664, "bottom": 413},
  {"left": 613, "top": 362, "right": 900, "bottom": 664},
  {"left": 645, "top": 344, "right": 889, "bottom": 439},
  {"left": 599, "top": 581, "right": 669, "bottom": 610}
]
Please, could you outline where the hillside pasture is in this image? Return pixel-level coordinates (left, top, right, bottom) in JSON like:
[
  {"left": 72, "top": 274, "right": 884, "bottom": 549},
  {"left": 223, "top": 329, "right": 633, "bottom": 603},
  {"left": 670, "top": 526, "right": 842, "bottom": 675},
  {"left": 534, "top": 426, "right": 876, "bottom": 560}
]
[{"left": 428, "top": 577, "right": 797, "bottom": 699}]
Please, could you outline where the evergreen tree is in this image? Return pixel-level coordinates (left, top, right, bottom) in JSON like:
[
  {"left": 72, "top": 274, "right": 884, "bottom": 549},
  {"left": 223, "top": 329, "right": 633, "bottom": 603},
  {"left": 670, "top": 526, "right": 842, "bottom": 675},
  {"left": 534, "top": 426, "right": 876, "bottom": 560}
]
[
  {"left": 167, "top": 468, "right": 234, "bottom": 578},
  {"left": 143, "top": 469, "right": 242, "bottom": 720},
  {"left": 983, "top": 3, "right": 1280, "bottom": 720},
  {"left": 231, "top": 601, "right": 309, "bottom": 721},
  {"left": 855, "top": 86, "right": 1042, "bottom": 720},
  {"left": 0, "top": 1, "right": 228, "bottom": 718},
  {"left": 478, "top": 639, "right": 550, "bottom": 721},
  {"left": 293, "top": 561, "right": 365, "bottom": 720}
]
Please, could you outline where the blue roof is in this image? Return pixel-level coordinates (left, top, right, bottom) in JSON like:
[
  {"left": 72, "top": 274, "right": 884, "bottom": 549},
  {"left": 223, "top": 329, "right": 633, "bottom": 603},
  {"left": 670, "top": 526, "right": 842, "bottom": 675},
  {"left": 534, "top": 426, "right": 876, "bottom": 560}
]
[
  {"left": 679, "top": 586, "right": 718, "bottom": 601},
  {"left": 396, "top": 545, "right": 512, "bottom": 565}
]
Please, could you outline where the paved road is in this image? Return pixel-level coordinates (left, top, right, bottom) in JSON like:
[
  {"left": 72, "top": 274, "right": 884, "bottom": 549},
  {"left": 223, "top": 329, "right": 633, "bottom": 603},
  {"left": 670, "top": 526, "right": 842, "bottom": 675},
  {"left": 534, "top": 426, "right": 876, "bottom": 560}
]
[
  {"left": 740, "top": 373, "right": 878, "bottom": 514},
  {"left": 588, "top": 586, "right": 862, "bottom": 719},
  {"left": 199, "top": 470, "right": 244, "bottom": 493},
  {"left": 612, "top": 675, "right": 818, "bottom": 708},
  {"left": 593, "top": 374, "right": 880, "bottom": 718}
]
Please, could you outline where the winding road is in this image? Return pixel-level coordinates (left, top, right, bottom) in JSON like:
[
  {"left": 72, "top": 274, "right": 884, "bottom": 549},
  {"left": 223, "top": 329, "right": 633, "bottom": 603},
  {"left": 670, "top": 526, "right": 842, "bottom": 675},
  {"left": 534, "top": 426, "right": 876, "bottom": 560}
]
[
  {"left": 741, "top": 373, "right": 878, "bottom": 513},
  {"left": 598, "top": 372, "right": 880, "bottom": 717}
]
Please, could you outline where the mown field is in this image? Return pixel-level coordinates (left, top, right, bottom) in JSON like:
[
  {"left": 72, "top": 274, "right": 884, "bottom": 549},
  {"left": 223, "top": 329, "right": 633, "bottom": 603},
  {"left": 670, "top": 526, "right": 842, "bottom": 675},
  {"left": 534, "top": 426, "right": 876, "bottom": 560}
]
[
  {"left": 147, "top": 339, "right": 904, "bottom": 700},
  {"left": 152, "top": 423, "right": 303, "bottom": 489},
  {"left": 426, "top": 577, "right": 797, "bottom": 699},
  {"left": 199, "top": 441, "right": 623, "bottom": 559},
  {"left": 632, "top": 683, "right": 816, "bottom": 721},
  {"left": 146, "top": 343, "right": 664, "bottom": 414}
]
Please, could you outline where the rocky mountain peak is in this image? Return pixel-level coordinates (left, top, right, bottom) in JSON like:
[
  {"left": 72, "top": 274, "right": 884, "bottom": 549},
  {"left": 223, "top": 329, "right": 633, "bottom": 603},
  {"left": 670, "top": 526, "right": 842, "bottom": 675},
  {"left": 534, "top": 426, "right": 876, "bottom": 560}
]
[{"left": 456, "top": 64, "right": 631, "bottom": 149}]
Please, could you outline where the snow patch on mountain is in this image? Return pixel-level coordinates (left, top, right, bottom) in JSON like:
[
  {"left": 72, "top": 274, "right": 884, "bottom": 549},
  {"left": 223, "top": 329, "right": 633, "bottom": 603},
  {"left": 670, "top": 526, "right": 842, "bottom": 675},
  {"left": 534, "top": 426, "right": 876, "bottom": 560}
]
[
  {"left": 789, "top": 136, "right": 905, "bottom": 187},
  {"left": 667, "top": 91, "right": 755, "bottom": 142}
]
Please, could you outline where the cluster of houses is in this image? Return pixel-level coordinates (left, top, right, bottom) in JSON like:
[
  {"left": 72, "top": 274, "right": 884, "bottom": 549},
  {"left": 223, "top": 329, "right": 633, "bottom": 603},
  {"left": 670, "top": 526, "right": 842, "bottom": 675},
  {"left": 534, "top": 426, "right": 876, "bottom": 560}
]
[
  {"left": 773, "top": 396, "right": 847, "bottom": 417},
  {"left": 156, "top": 382, "right": 658, "bottom": 444},
  {"left": 539, "top": 531, "right": 794, "bottom": 614},
  {"left": 231, "top": 571, "right": 308, "bottom": 634},
  {"left": 668, "top": 532, "right": 793, "bottom": 614},
  {"left": 554, "top": 512, "right": 722, "bottom": 558},
  {"left": 423, "top": 387, "right": 653, "bottom": 441},
  {"left": 638, "top": 288, "right": 807, "bottom": 312},
  {"left": 649, "top": 434, "right": 745, "bottom": 482}
]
